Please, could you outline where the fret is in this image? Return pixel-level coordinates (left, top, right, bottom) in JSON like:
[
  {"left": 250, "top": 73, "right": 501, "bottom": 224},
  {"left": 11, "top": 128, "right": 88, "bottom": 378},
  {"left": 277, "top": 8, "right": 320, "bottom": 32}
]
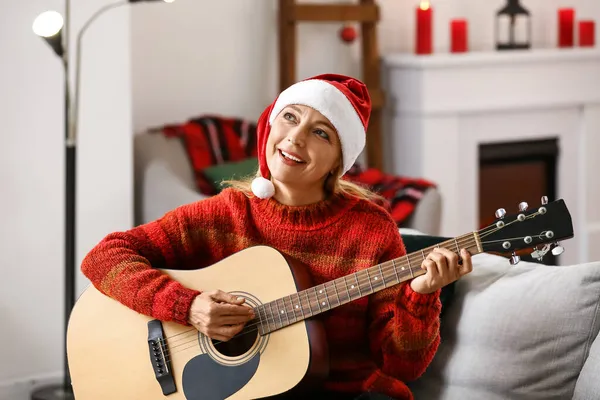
[
  {"left": 322, "top": 282, "right": 338, "bottom": 308},
  {"left": 256, "top": 305, "right": 266, "bottom": 334},
  {"left": 378, "top": 264, "right": 386, "bottom": 287},
  {"left": 267, "top": 304, "right": 277, "bottom": 331},
  {"left": 343, "top": 276, "right": 352, "bottom": 302},
  {"left": 283, "top": 296, "right": 297, "bottom": 324},
  {"left": 263, "top": 303, "right": 272, "bottom": 331},
  {"left": 392, "top": 259, "right": 400, "bottom": 283},
  {"left": 408, "top": 256, "right": 414, "bottom": 278},
  {"left": 370, "top": 267, "right": 384, "bottom": 291},
  {"left": 316, "top": 285, "right": 329, "bottom": 311},
  {"left": 324, "top": 285, "right": 331, "bottom": 308},
  {"left": 354, "top": 273, "right": 362, "bottom": 297},
  {"left": 283, "top": 297, "right": 293, "bottom": 325},
  {"left": 365, "top": 269, "right": 374, "bottom": 293},
  {"left": 285, "top": 295, "right": 295, "bottom": 321},
  {"left": 268, "top": 302, "right": 282, "bottom": 330},
  {"left": 278, "top": 297, "right": 287, "bottom": 325},
  {"left": 421, "top": 249, "right": 426, "bottom": 262},
  {"left": 303, "top": 290, "right": 314, "bottom": 317},
  {"left": 276, "top": 298, "right": 289, "bottom": 327},
  {"left": 454, "top": 238, "right": 460, "bottom": 254},
  {"left": 331, "top": 280, "right": 342, "bottom": 306},
  {"left": 294, "top": 292, "right": 305, "bottom": 320},
  {"left": 261, "top": 305, "right": 272, "bottom": 334},
  {"left": 313, "top": 287, "right": 322, "bottom": 313},
  {"left": 323, "top": 285, "right": 331, "bottom": 309}
]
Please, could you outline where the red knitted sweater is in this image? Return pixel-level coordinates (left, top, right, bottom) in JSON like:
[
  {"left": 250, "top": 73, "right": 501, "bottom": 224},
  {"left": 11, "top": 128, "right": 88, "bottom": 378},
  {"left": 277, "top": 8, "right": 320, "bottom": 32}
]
[{"left": 81, "top": 188, "right": 441, "bottom": 399}]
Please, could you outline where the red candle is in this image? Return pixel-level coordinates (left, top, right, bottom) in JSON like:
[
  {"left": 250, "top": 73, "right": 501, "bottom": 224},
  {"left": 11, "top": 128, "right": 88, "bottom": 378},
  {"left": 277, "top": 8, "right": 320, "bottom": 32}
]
[
  {"left": 558, "top": 8, "right": 575, "bottom": 47},
  {"left": 416, "top": 1, "right": 433, "bottom": 54},
  {"left": 579, "top": 20, "right": 595, "bottom": 47},
  {"left": 450, "top": 19, "right": 468, "bottom": 53}
]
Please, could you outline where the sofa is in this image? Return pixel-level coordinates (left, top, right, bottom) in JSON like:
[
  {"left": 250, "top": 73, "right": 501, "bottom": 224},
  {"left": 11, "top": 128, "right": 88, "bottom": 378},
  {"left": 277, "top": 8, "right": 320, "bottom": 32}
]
[
  {"left": 401, "top": 230, "right": 600, "bottom": 400},
  {"left": 133, "top": 132, "right": 443, "bottom": 234},
  {"left": 133, "top": 132, "right": 600, "bottom": 400}
]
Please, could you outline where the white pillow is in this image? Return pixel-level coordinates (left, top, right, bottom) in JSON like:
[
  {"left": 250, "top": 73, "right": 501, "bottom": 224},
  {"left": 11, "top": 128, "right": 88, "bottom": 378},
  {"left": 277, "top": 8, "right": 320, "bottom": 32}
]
[{"left": 409, "top": 253, "right": 600, "bottom": 400}]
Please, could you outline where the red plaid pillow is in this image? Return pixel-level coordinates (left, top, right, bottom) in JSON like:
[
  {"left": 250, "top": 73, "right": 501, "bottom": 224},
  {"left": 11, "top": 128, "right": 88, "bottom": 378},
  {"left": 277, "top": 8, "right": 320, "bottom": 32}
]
[{"left": 161, "top": 116, "right": 258, "bottom": 195}]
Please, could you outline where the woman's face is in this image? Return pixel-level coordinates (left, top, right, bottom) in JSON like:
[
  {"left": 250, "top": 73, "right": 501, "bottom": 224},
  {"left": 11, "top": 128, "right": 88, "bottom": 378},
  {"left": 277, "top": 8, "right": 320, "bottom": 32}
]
[{"left": 265, "top": 104, "right": 341, "bottom": 197}]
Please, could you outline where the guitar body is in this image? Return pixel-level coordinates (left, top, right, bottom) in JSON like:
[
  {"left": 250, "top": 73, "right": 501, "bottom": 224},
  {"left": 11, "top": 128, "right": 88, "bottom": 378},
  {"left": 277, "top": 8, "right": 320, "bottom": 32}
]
[{"left": 67, "top": 246, "right": 329, "bottom": 400}]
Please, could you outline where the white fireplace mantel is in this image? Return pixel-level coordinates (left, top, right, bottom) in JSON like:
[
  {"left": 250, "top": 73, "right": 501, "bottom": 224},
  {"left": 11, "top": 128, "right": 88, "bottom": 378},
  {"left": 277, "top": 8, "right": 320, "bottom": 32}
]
[{"left": 381, "top": 48, "right": 600, "bottom": 266}]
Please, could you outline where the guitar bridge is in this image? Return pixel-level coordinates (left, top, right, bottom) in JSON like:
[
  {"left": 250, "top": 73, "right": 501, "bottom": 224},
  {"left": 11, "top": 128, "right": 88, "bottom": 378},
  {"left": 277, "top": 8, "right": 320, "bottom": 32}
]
[{"left": 147, "top": 320, "right": 177, "bottom": 395}]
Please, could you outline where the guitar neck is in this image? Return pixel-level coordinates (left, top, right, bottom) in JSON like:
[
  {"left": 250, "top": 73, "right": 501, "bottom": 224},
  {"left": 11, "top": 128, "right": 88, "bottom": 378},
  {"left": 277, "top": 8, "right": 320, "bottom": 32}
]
[{"left": 256, "top": 232, "right": 483, "bottom": 335}]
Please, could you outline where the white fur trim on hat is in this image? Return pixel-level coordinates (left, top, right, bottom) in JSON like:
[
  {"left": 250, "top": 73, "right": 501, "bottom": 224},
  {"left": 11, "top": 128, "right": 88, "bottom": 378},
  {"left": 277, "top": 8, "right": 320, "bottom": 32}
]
[
  {"left": 251, "top": 176, "right": 275, "bottom": 199},
  {"left": 268, "top": 79, "right": 365, "bottom": 176}
]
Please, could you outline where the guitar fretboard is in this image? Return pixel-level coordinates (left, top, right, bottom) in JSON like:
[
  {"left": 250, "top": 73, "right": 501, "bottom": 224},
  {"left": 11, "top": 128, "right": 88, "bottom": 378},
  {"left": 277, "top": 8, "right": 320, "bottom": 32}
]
[{"left": 254, "top": 232, "right": 482, "bottom": 335}]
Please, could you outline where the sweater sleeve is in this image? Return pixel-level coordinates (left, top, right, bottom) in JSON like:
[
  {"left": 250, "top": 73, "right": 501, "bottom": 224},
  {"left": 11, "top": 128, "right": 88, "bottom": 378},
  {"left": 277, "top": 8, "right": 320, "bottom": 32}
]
[
  {"left": 366, "top": 225, "right": 441, "bottom": 383},
  {"left": 80, "top": 191, "right": 233, "bottom": 326}
]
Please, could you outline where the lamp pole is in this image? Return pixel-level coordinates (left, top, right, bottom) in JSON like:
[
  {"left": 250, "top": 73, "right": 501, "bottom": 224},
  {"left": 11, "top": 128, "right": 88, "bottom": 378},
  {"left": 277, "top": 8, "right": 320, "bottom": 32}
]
[{"left": 31, "top": 1, "right": 174, "bottom": 399}]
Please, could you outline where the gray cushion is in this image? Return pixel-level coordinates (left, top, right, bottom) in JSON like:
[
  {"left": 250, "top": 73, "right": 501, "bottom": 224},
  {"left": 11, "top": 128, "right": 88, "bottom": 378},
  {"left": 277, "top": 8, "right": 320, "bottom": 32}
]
[
  {"left": 573, "top": 327, "right": 600, "bottom": 399},
  {"left": 408, "top": 253, "right": 600, "bottom": 400}
]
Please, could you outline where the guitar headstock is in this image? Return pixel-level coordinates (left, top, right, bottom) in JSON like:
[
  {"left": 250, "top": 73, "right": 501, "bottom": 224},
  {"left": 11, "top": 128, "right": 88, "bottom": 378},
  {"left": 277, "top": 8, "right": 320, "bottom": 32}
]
[{"left": 478, "top": 197, "right": 574, "bottom": 264}]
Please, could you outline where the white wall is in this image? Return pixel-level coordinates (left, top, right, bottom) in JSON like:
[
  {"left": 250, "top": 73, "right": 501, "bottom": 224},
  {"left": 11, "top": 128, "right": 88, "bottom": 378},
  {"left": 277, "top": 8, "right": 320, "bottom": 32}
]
[
  {"left": 0, "top": 0, "right": 132, "bottom": 397},
  {"left": 2, "top": 0, "right": 598, "bottom": 396},
  {"left": 131, "top": 0, "right": 600, "bottom": 133}
]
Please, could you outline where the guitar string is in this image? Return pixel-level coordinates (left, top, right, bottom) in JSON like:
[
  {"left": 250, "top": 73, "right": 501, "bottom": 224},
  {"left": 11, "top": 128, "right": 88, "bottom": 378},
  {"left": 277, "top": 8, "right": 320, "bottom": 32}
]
[
  {"left": 478, "top": 212, "right": 540, "bottom": 239},
  {"left": 162, "top": 246, "right": 472, "bottom": 362},
  {"left": 166, "top": 211, "right": 540, "bottom": 343},
  {"left": 160, "top": 236, "right": 481, "bottom": 360},
  {"left": 163, "top": 229, "right": 550, "bottom": 361},
  {"left": 162, "top": 216, "right": 517, "bottom": 344},
  {"left": 164, "top": 234, "right": 479, "bottom": 348},
  {"left": 157, "top": 223, "right": 522, "bottom": 358},
  {"left": 163, "top": 226, "right": 551, "bottom": 361},
  {"left": 162, "top": 233, "right": 487, "bottom": 359},
  {"left": 162, "top": 213, "right": 548, "bottom": 360}
]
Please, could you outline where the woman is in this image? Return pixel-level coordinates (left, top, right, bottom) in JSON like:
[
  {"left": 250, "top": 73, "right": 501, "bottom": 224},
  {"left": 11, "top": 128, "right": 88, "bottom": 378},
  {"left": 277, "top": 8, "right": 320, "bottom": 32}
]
[{"left": 81, "top": 74, "right": 472, "bottom": 400}]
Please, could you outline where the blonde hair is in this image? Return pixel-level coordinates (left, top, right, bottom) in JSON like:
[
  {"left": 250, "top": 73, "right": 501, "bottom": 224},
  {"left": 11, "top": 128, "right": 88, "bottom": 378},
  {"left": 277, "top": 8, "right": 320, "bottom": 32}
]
[{"left": 222, "top": 164, "right": 384, "bottom": 203}]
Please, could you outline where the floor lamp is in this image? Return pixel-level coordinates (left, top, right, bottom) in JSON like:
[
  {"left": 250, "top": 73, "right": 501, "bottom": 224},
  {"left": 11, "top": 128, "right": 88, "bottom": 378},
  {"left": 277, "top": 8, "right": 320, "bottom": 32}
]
[{"left": 31, "top": 1, "right": 174, "bottom": 399}]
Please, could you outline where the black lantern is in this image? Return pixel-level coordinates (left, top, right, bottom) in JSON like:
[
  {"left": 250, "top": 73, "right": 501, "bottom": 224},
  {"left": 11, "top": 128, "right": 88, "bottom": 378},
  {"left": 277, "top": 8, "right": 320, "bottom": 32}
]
[{"left": 495, "top": 0, "right": 531, "bottom": 50}]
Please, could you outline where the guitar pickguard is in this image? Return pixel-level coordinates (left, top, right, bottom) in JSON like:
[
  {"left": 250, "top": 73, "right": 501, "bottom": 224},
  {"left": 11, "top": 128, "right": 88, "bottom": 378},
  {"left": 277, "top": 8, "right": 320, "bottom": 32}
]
[{"left": 182, "top": 352, "right": 260, "bottom": 400}]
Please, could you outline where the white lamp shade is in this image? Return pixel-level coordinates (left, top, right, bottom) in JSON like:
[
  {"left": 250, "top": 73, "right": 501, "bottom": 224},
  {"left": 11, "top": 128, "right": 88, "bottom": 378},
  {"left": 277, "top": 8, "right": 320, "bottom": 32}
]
[{"left": 32, "top": 10, "right": 64, "bottom": 38}]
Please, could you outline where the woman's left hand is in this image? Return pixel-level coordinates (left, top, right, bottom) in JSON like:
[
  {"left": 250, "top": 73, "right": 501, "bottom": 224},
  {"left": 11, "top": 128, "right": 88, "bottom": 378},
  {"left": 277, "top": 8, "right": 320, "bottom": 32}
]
[{"left": 410, "top": 247, "right": 473, "bottom": 294}]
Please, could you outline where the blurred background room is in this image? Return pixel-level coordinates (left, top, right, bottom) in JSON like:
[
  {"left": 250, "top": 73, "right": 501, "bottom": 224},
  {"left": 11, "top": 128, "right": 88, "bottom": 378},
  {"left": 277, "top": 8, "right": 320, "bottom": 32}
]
[{"left": 1, "top": 0, "right": 599, "bottom": 399}]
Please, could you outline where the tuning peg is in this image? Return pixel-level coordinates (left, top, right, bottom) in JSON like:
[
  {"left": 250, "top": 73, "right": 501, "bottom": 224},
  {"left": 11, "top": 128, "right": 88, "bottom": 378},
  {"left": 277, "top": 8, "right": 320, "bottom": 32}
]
[
  {"left": 541, "top": 196, "right": 548, "bottom": 205},
  {"left": 495, "top": 208, "right": 506, "bottom": 219},
  {"left": 551, "top": 243, "right": 565, "bottom": 256},
  {"left": 509, "top": 252, "right": 521, "bottom": 265},
  {"left": 518, "top": 202, "right": 528, "bottom": 212}
]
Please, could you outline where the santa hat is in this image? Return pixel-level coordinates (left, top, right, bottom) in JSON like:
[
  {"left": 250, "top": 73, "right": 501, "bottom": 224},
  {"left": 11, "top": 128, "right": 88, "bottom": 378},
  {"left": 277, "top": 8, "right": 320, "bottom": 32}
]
[{"left": 251, "top": 73, "right": 371, "bottom": 199}]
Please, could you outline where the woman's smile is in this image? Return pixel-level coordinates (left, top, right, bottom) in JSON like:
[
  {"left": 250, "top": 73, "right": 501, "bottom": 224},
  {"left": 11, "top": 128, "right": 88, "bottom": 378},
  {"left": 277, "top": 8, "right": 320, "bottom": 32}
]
[{"left": 277, "top": 148, "right": 307, "bottom": 166}]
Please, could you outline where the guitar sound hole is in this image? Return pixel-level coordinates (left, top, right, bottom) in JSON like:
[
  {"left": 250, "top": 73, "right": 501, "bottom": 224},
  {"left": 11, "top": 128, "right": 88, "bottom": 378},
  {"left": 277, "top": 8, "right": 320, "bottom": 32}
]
[{"left": 212, "top": 328, "right": 258, "bottom": 357}]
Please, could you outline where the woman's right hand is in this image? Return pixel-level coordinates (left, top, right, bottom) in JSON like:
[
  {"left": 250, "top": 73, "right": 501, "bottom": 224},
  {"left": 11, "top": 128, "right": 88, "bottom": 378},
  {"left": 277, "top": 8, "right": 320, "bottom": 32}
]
[{"left": 188, "top": 290, "right": 255, "bottom": 342}]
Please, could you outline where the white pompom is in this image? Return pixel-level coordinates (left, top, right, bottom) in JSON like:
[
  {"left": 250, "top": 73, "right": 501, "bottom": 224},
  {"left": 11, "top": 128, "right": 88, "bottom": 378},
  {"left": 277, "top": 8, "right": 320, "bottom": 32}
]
[{"left": 251, "top": 176, "right": 275, "bottom": 199}]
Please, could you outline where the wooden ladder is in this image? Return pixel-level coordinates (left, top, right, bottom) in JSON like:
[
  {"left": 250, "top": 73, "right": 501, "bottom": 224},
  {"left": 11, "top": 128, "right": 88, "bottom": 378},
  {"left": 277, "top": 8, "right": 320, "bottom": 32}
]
[{"left": 278, "top": 0, "right": 384, "bottom": 170}]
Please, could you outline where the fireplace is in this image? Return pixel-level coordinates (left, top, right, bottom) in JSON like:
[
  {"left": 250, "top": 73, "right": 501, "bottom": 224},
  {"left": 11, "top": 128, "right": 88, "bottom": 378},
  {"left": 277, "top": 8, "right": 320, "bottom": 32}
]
[
  {"left": 382, "top": 48, "right": 600, "bottom": 266},
  {"left": 479, "top": 138, "right": 559, "bottom": 264}
]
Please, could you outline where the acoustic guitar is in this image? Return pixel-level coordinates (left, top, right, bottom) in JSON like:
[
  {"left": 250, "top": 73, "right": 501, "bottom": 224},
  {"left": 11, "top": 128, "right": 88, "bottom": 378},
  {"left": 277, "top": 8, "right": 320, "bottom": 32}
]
[{"left": 66, "top": 198, "right": 573, "bottom": 400}]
